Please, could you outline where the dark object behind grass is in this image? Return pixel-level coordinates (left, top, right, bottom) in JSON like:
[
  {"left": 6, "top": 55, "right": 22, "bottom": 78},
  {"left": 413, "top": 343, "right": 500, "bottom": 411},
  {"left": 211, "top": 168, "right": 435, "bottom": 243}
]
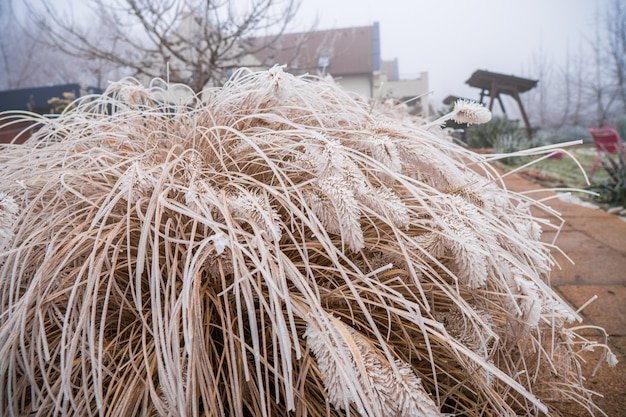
[
  {"left": 590, "top": 153, "right": 626, "bottom": 205},
  {"left": 466, "top": 116, "right": 524, "bottom": 149}
]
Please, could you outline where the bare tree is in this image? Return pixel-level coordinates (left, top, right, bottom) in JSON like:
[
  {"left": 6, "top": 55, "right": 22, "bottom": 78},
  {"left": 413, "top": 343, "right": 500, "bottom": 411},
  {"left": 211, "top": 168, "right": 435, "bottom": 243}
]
[
  {"left": 554, "top": 42, "right": 589, "bottom": 127},
  {"left": 1, "top": 1, "right": 119, "bottom": 89},
  {"left": 0, "top": 2, "right": 44, "bottom": 89},
  {"left": 522, "top": 42, "right": 554, "bottom": 128},
  {"left": 25, "top": 0, "right": 302, "bottom": 92},
  {"left": 589, "top": 6, "right": 619, "bottom": 128},
  {"left": 521, "top": 1, "right": 626, "bottom": 131},
  {"left": 605, "top": 0, "right": 626, "bottom": 114}
]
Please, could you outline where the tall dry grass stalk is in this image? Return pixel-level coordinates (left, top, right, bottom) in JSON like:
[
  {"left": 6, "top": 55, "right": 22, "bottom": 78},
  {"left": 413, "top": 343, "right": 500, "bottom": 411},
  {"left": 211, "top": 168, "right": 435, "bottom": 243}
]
[{"left": 0, "top": 67, "right": 616, "bottom": 416}]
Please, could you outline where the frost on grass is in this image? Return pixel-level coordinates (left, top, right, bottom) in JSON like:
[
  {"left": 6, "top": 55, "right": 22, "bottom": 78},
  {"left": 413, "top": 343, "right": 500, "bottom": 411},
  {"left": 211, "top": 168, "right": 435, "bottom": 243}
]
[
  {"left": 0, "top": 68, "right": 616, "bottom": 417},
  {"left": 305, "top": 315, "right": 441, "bottom": 417}
]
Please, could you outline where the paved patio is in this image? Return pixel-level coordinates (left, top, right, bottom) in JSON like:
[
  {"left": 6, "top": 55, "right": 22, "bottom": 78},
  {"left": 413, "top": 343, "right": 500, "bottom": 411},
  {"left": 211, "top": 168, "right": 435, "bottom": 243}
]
[{"left": 503, "top": 173, "right": 626, "bottom": 416}]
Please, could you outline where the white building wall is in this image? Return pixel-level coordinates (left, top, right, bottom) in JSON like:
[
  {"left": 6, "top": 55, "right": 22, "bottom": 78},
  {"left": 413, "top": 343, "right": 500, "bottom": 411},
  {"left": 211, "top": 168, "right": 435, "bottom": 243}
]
[
  {"left": 377, "top": 71, "right": 430, "bottom": 117},
  {"left": 334, "top": 75, "right": 372, "bottom": 99}
]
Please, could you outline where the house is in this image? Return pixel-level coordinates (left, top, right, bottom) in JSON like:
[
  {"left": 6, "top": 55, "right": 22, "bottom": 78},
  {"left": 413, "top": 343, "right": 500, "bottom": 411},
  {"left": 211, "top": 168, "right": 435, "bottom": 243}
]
[
  {"left": 252, "top": 22, "right": 429, "bottom": 115},
  {"left": 136, "top": 17, "right": 429, "bottom": 113},
  {"left": 0, "top": 84, "right": 102, "bottom": 143}
]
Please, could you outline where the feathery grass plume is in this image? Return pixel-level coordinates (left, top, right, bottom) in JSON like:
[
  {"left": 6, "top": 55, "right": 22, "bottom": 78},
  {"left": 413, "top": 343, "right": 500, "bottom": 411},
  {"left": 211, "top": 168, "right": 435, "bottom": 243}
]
[
  {"left": 0, "top": 192, "right": 17, "bottom": 250},
  {"left": 304, "top": 314, "right": 441, "bottom": 417},
  {"left": 0, "top": 67, "right": 616, "bottom": 417},
  {"left": 426, "top": 98, "right": 492, "bottom": 129},
  {"left": 450, "top": 99, "right": 492, "bottom": 125}
]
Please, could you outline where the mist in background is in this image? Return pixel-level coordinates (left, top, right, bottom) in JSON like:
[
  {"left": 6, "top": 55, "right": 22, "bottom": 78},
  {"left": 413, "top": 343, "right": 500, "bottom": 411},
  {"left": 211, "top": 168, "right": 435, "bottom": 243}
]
[{"left": 295, "top": 0, "right": 606, "bottom": 106}]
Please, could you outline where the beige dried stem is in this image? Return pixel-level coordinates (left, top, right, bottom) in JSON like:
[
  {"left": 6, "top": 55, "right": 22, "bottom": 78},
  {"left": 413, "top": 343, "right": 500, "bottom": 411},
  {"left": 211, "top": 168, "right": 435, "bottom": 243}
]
[{"left": 0, "top": 67, "right": 616, "bottom": 417}]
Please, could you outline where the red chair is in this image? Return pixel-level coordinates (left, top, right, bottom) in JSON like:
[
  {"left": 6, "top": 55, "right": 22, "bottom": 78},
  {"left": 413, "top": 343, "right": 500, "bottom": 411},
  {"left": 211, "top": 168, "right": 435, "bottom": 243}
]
[{"left": 588, "top": 127, "right": 625, "bottom": 180}]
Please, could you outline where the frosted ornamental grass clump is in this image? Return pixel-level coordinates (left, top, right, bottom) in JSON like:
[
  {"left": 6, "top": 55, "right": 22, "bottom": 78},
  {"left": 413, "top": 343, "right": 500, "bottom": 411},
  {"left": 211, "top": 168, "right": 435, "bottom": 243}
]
[{"left": 0, "top": 67, "right": 616, "bottom": 417}]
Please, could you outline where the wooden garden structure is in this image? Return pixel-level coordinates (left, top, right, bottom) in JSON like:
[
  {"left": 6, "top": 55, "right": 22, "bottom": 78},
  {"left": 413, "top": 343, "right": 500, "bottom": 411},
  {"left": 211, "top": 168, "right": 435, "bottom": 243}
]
[{"left": 466, "top": 70, "right": 538, "bottom": 138}]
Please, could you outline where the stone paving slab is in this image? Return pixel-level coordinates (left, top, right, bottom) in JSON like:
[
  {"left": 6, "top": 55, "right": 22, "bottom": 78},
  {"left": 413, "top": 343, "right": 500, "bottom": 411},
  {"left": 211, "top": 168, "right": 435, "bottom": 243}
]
[
  {"left": 554, "top": 212, "right": 626, "bottom": 254},
  {"left": 610, "top": 335, "right": 626, "bottom": 359},
  {"left": 546, "top": 334, "right": 626, "bottom": 417},
  {"left": 570, "top": 335, "right": 626, "bottom": 417},
  {"left": 557, "top": 285, "right": 626, "bottom": 338},
  {"left": 546, "top": 230, "right": 626, "bottom": 286}
]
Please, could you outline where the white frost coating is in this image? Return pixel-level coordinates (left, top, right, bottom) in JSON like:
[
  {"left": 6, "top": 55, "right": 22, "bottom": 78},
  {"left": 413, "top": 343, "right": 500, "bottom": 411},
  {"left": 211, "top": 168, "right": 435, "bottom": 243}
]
[{"left": 209, "top": 232, "right": 229, "bottom": 254}]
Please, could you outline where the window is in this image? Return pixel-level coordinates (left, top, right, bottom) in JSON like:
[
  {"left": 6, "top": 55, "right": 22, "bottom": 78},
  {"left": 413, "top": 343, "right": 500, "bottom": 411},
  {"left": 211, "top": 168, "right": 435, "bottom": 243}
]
[{"left": 317, "top": 55, "right": 330, "bottom": 69}]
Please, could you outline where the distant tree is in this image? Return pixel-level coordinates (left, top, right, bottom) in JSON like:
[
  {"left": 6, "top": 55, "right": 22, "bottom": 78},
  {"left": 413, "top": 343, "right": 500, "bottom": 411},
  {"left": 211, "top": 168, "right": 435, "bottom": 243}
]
[
  {"left": 554, "top": 43, "right": 589, "bottom": 127},
  {"left": 0, "top": 1, "right": 121, "bottom": 89},
  {"left": 521, "top": 42, "right": 556, "bottom": 128},
  {"left": 605, "top": 0, "right": 626, "bottom": 114},
  {"left": 532, "top": 43, "right": 553, "bottom": 127},
  {"left": 0, "top": 2, "right": 44, "bottom": 89},
  {"left": 523, "top": 1, "right": 626, "bottom": 130},
  {"left": 25, "top": 0, "right": 303, "bottom": 92},
  {"left": 589, "top": 6, "right": 619, "bottom": 128}
]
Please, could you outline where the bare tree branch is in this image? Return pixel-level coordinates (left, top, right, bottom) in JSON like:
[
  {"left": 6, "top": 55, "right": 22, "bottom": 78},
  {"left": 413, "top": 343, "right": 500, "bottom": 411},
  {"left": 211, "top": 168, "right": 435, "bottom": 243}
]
[{"left": 23, "top": 0, "right": 303, "bottom": 92}]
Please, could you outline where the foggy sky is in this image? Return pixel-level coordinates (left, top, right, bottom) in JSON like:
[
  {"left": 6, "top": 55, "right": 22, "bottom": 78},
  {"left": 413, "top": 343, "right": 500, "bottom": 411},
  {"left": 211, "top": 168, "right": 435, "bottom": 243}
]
[{"left": 292, "top": 0, "right": 609, "bottom": 107}]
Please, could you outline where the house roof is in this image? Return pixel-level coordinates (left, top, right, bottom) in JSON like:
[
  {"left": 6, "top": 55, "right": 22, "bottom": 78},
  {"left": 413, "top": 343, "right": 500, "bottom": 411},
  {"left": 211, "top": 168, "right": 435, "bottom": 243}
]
[
  {"left": 252, "top": 23, "right": 380, "bottom": 76},
  {"left": 0, "top": 84, "right": 103, "bottom": 114}
]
